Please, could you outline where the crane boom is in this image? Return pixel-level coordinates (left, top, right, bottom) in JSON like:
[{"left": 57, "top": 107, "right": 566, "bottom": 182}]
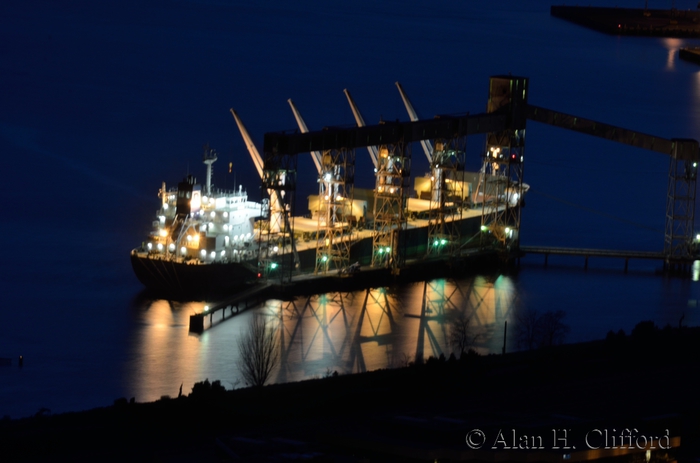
[
  {"left": 230, "top": 109, "right": 265, "bottom": 179},
  {"left": 342, "top": 89, "right": 379, "bottom": 168},
  {"left": 286, "top": 99, "right": 323, "bottom": 174},
  {"left": 395, "top": 82, "right": 433, "bottom": 164}
]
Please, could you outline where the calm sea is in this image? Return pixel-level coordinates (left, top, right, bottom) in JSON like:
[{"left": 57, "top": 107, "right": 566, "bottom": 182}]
[{"left": 2, "top": 0, "right": 700, "bottom": 419}]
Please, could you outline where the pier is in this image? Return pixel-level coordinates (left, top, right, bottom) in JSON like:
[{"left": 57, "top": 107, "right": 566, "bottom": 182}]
[
  {"left": 189, "top": 283, "right": 272, "bottom": 332},
  {"left": 188, "top": 248, "right": 502, "bottom": 332}
]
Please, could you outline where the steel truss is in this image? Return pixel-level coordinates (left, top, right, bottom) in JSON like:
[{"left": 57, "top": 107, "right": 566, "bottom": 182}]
[
  {"left": 372, "top": 142, "right": 410, "bottom": 270},
  {"left": 665, "top": 140, "right": 698, "bottom": 265},
  {"left": 427, "top": 137, "right": 467, "bottom": 257},
  {"left": 260, "top": 151, "right": 298, "bottom": 281},
  {"left": 273, "top": 288, "right": 398, "bottom": 378},
  {"left": 480, "top": 129, "right": 525, "bottom": 252},
  {"left": 408, "top": 279, "right": 460, "bottom": 363},
  {"left": 479, "top": 76, "right": 528, "bottom": 254},
  {"left": 315, "top": 148, "right": 355, "bottom": 274}
]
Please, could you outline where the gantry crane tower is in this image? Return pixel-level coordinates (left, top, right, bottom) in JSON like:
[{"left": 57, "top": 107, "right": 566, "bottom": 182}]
[
  {"left": 287, "top": 100, "right": 355, "bottom": 275},
  {"left": 344, "top": 89, "right": 410, "bottom": 270}
]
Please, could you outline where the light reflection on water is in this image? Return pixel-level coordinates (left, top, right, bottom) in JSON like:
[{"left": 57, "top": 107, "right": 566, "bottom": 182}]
[{"left": 126, "top": 275, "right": 520, "bottom": 402}]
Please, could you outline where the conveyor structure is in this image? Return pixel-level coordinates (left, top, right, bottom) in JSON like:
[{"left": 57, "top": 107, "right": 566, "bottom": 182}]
[{"left": 526, "top": 105, "right": 699, "bottom": 266}]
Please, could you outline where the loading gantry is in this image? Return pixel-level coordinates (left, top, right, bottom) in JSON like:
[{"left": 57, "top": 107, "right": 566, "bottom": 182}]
[
  {"left": 372, "top": 139, "right": 411, "bottom": 270},
  {"left": 343, "top": 89, "right": 411, "bottom": 271},
  {"left": 427, "top": 134, "right": 467, "bottom": 257},
  {"left": 395, "top": 82, "right": 469, "bottom": 258},
  {"left": 479, "top": 77, "right": 528, "bottom": 254},
  {"left": 315, "top": 146, "right": 356, "bottom": 274}
]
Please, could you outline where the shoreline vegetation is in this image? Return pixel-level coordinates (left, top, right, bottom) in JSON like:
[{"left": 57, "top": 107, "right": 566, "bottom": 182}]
[{"left": 3, "top": 321, "right": 699, "bottom": 462}]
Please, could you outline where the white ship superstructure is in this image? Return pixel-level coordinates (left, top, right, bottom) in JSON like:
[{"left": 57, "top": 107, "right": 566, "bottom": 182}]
[{"left": 137, "top": 147, "right": 262, "bottom": 265}]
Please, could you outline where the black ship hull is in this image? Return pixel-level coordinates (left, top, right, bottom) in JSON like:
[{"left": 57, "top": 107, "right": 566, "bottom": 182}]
[{"left": 130, "top": 251, "right": 259, "bottom": 300}]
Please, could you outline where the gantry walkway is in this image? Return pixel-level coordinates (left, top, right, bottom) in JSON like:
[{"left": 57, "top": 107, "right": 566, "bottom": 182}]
[{"left": 520, "top": 245, "right": 671, "bottom": 271}]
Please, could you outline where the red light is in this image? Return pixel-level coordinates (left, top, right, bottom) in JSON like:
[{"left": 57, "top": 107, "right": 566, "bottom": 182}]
[
  {"left": 257, "top": 273, "right": 261, "bottom": 278},
  {"left": 618, "top": 24, "right": 621, "bottom": 28}
]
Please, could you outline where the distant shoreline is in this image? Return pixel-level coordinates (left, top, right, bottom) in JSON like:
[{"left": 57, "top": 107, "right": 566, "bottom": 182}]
[{"left": 551, "top": 5, "right": 700, "bottom": 37}]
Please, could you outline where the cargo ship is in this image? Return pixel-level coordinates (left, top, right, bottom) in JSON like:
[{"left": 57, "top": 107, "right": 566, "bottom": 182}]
[
  {"left": 133, "top": 86, "right": 527, "bottom": 299},
  {"left": 131, "top": 148, "right": 523, "bottom": 299}
]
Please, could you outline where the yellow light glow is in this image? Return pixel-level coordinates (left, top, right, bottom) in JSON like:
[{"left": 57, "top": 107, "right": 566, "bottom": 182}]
[{"left": 159, "top": 229, "right": 168, "bottom": 237}]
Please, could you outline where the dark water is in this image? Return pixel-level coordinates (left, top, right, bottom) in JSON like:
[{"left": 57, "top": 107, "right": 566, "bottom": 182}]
[{"left": 2, "top": 0, "right": 700, "bottom": 419}]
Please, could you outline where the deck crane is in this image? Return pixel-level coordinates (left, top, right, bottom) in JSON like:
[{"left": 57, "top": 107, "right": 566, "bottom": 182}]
[
  {"left": 394, "top": 82, "right": 447, "bottom": 202},
  {"left": 395, "top": 82, "right": 433, "bottom": 164},
  {"left": 230, "top": 108, "right": 300, "bottom": 273},
  {"left": 287, "top": 99, "right": 343, "bottom": 224},
  {"left": 287, "top": 99, "right": 323, "bottom": 175},
  {"left": 342, "top": 89, "right": 379, "bottom": 169}
]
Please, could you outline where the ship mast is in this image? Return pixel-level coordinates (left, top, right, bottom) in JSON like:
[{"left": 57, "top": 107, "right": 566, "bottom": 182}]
[{"left": 203, "top": 144, "right": 217, "bottom": 196}]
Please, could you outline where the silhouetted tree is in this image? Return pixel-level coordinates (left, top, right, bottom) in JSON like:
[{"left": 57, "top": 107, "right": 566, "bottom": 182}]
[
  {"left": 538, "top": 310, "right": 570, "bottom": 348},
  {"left": 237, "top": 315, "right": 279, "bottom": 387},
  {"left": 632, "top": 320, "right": 657, "bottom": 342},
  {"left": 448, "top": 310, "right": 477, "bottom": 355},
  {"left": 514, "top": 308, "right": 541, "bottom": 350},
  {"left": 514, "top": 309, "right": 570, "bottom": 350}
]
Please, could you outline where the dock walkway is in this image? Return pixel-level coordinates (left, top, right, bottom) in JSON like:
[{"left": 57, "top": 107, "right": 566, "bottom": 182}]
[{"left": 189, "top": 283, "right": 272, "bottom": 332}]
